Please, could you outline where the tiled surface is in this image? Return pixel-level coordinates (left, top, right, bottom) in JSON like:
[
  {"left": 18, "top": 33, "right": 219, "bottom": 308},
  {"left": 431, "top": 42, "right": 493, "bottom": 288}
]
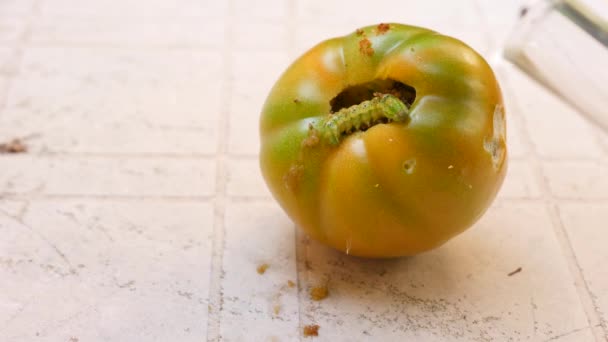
[
  {"left": 297, "top": 202, "right": 590, "bottom": 341},
  {"left": 504, "top": 65, "right": 604, "bottom": 160},
  {"left": 228, "top": 51, "right": 290, "bottom": 155},
  {"left": 0, "top": 201, "right": 213, "bottom": 341},
  {"left": 559, "top": 204, "right": 608, "bottom": 329},
  {"left": 221, "top": 201, "right": 299, "bottom": 341},
  {"left": 0, "top": 157, "right": 216, "bottom": 197},
  {"left": 1, "top": 0, "right": 607, "bottom": 341},
  {"left": 38, "top": 0, "right": 227, "bottom": 17},
  {"left": 1, "top": 48, "right": 222, "bottom": 155}
]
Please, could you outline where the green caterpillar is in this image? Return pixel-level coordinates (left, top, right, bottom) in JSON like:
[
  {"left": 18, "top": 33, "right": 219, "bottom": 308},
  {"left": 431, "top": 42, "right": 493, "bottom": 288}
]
[{"left": 316, "top": 94, "right": 410, "bottom": 145}]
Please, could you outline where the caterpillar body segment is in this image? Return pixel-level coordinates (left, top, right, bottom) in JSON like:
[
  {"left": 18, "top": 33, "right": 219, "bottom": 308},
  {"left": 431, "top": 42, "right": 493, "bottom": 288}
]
[{"left": 316, "top": 94, "right": 410, "bottom": 145}]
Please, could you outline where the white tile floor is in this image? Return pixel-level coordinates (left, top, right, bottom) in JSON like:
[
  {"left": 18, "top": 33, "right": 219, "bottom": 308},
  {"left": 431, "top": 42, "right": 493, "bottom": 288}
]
[{"left": 0, "top": 0, "right": 607, "bottom": 341}]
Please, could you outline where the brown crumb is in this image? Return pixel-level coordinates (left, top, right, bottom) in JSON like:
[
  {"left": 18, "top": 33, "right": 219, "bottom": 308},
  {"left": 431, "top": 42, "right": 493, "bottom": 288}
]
[
  {"left": 310, "top": 285, "right": 328, "bottom": 301},
  {"left": 69, "top": 338, "right": 79, "bottom": 342},
  {"left": 301, "top": 124, "right": 320, "bottom": 147},
  {"left": 508, "top": 267, "right": 522, "bottom": 277},
  {"left": 301, "top": 135, "right": 319, "bottom": 147},
  {"left": 283, "top": 164, "right": 304, "bottom": 193},
  {"left": 376, "top": 23, "right": 390, "bottom": 34},
  {"left": 355, "top": 28, "right": 364, "bottom": 36},
  {"left": 519, "top": 6, "right": 528, "bottom": 17},
  {"left": 293, "top": 98, "right": 300, "bottom": 104},
  {"left": 303, "top": 324, "right": 319, "bottom": 337},
  {"left": 0, "top": 138, "right": 27, "bottom": 154},
  {"left": 257, "top": 263, "right": 269, "bottom": 274},
  {"left": 287, "top": 280, "right": 296, "bottom": 288},
  {"left": 273, "top": 304, "right": 281, "bottom": 315},
  {"left": 359, "top": 38, "right": 374, "bottom": 56}
]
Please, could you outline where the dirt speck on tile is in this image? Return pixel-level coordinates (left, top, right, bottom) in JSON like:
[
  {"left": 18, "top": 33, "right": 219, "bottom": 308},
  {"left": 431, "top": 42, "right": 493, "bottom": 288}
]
[
  {"left": 0, "top": 138, "right": 27, "bottom": 154},
  {"left": 257, "top": 263, "right": 269, "bottom": 275},
  {"left": 303, "top": 324, "right": 319, "bottom": 337},
  {"left": 508, "top": 267, "right": 522, "bottom": 276},
  {"left": 273, "top": 304, "right": 281, "bottom": 315},
  {"left": 310, "top": 285, "right": 328, "bottom": 301}
]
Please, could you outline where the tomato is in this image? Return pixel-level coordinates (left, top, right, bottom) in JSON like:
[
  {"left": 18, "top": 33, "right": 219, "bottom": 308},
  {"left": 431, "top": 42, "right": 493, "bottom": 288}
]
[{"left": 259, "top": 23, "right": 507, "bottom": 258}]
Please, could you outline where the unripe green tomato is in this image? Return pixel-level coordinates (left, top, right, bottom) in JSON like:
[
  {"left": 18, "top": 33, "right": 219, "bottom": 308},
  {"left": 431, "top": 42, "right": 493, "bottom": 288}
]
[{"left": 259, "top": 23, "right": 507, "bottom": 258}]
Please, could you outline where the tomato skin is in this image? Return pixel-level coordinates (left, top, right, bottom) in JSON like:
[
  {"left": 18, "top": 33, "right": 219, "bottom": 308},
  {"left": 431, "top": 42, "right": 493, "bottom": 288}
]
[{"left": 259, "top": 23, "right": 507, "bottom": 258}]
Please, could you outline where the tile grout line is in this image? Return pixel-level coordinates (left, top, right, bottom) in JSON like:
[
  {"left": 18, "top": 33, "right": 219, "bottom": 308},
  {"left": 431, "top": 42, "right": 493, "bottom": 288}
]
[
  {"left": 286, "top": 0, "right": 307, "bottom": 340},
  {"left": 9, "top": 194, "right": 604, "bottom": 204},
  {"left": 3, "top": 152, "right": 605, "bottom": 162},
  {"left": 0, "top": 152, "right": 218, "bottom": 159},
  {"left": 2, "top": 194, "right": 606, "bottom": 203},
  {"left": 592, "top": 127, "right": 608, "bottom": 157},
  {"left": 503, "top": 69, "right": 606, "bottom": 340},
  {"left": 205, "top": 1, "right": 234, "bottom": 341},
  {"left": 6, "top": 152, "right": 607, "bottom": 162},
  {"left": 294, "top": 229, "right": 306, "bottom": 342},
  {"left": 499, "top": 67, "right": 606, "bottom": 341},
  {"left": 0, "top": 194, "right": 216, "bottom": 201},
  {"left": 464, "top": 7, "right": 605, "bottom": 338},
  {"left": 0, "top": 41, "right": 285, "bottom": 52}
]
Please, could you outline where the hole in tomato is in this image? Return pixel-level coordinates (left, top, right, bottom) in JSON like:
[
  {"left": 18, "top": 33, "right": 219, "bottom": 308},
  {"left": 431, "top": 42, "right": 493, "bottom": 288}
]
[
  {"left": 402, "top": 158, "right": 416, "bottom": 174},
  {"left": 330, "top": 79, "right": 416, "bottom": 113},
  {"left": 312, "top": 79, "right": 415, "bottom": 146}
]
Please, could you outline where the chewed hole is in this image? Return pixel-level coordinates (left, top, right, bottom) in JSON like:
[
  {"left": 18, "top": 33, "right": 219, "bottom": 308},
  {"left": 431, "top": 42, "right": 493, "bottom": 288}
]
[
  {"left": 484, "top": 138, "right": 505, "bottom": 169},
  {"left": 484, "top": 104, "right": 507, "bottom": 170},
  {"left": 402, "top": 159, "right": 416, "bottom": 174},
  {"left": 318, "top": 79, "right": 415, "bottom": 146},
  {"left": 330, "top": 79, "right": 416, "bottom": 113}
]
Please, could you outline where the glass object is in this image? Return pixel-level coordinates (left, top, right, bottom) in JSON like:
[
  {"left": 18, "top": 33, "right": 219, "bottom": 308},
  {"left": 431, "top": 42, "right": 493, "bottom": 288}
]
[{"left": 504, "top": 0, "right": 608, "bottom": 131}]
